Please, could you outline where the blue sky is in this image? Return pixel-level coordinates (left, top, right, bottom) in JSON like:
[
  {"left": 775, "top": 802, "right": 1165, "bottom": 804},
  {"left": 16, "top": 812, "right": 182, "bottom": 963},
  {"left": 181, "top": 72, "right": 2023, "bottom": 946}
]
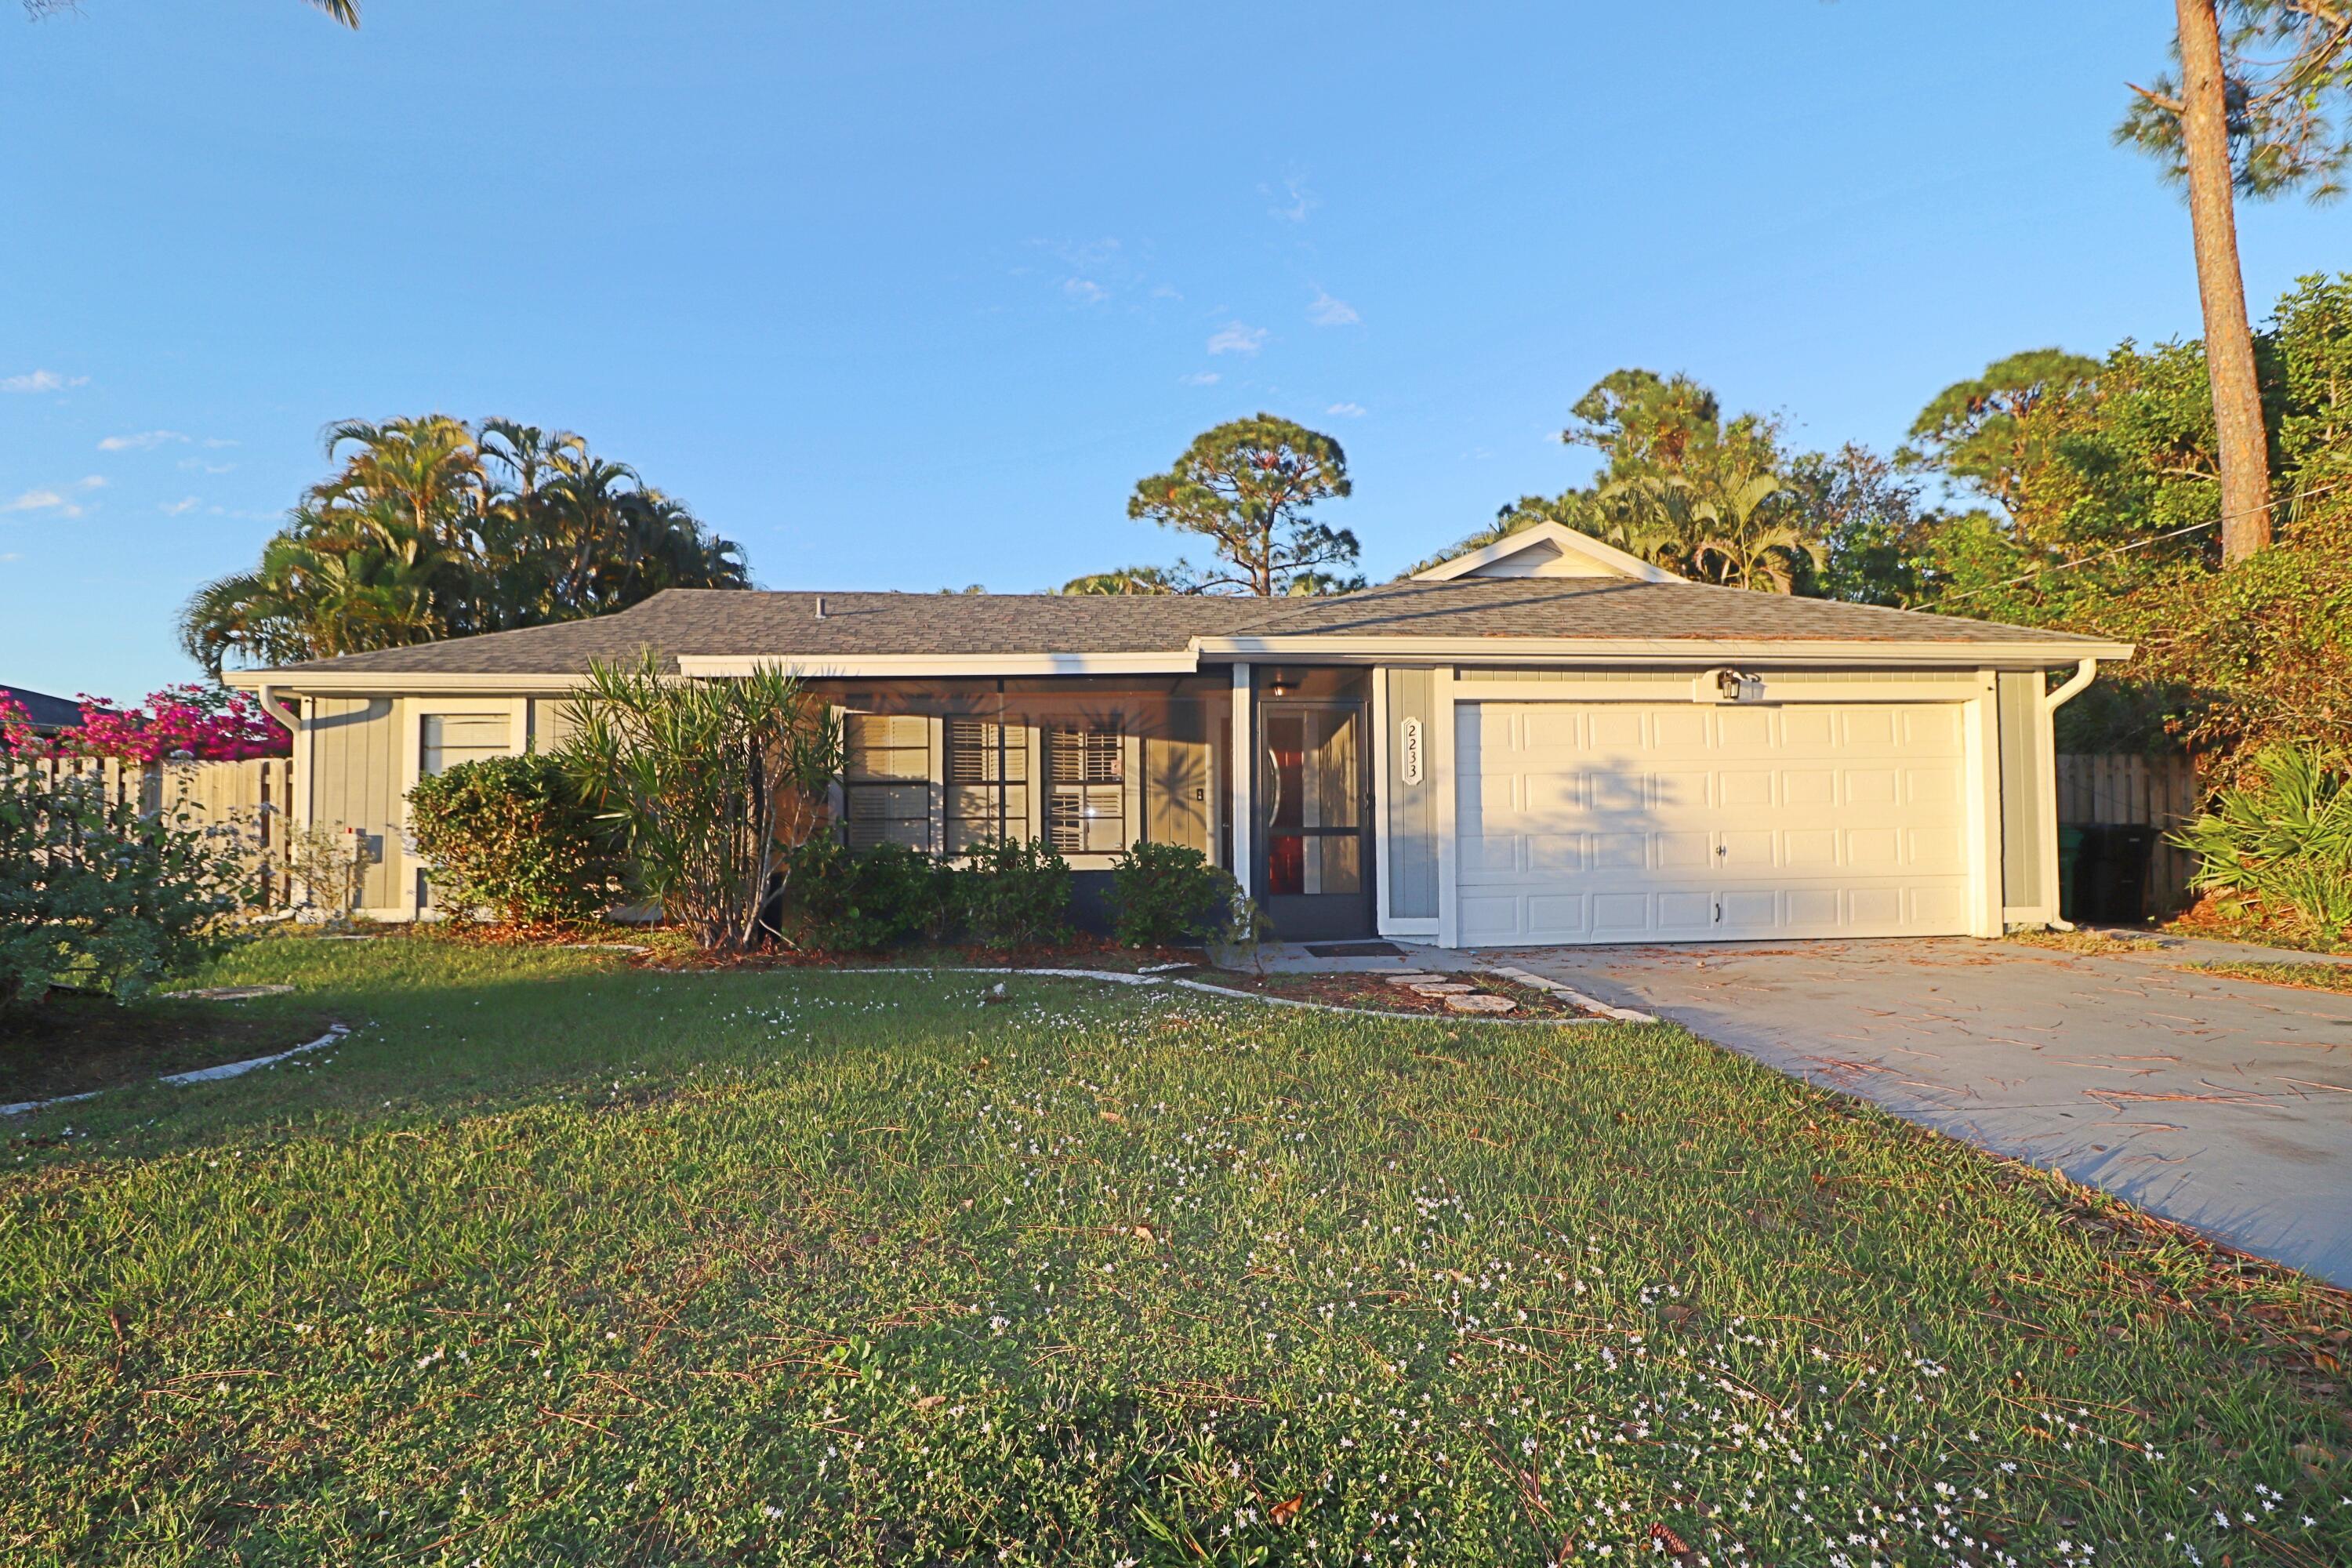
[{"left": 3, "top": 1, "right": 2343, "bottom": 701}]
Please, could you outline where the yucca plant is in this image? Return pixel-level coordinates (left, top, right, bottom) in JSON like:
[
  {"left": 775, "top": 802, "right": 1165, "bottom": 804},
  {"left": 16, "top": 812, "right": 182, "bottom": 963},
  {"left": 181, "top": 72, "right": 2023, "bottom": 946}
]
[
  {"left": 561, "top": 652, "right": 840, "bottom": 950},
  {"left": 2174, "top": 743, "right": 2352, "bottom": 940}
]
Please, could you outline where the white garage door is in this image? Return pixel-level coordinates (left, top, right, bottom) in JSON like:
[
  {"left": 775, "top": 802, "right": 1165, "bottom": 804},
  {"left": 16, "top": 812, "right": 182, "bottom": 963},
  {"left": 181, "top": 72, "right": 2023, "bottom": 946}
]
[{"left": 1456, "top": 701, "right": 1976, "bottom": 943}]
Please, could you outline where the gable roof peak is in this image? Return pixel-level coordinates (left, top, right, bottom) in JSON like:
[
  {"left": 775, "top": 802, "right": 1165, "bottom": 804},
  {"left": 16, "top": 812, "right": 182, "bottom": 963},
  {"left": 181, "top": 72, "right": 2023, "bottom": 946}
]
[{"left": 1411, "top": 519, "right": 1682, "bottom": 584}]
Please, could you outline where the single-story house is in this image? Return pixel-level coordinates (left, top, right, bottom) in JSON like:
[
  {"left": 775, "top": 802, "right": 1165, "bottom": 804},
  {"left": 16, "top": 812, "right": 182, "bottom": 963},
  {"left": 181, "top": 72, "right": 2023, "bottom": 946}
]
[
  {"left": 223, "top": 522, "right": 2130, "bottom": 946},
  {"left": 2, "top": 683, "right": 85, "bottom": 740}
]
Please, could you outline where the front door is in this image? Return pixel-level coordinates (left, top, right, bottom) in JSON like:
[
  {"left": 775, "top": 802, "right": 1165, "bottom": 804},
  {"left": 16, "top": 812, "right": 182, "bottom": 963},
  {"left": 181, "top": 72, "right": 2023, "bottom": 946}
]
[{"left": 1258, "top": 699, "right": 1374, "bottom": 941}]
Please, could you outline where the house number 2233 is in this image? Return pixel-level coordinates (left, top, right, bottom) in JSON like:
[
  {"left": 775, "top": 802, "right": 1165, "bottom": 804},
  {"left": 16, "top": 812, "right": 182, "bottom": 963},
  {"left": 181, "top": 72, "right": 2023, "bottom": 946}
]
[{"left": 1399, "top": 717, "right": 1425, "bottom": 787}]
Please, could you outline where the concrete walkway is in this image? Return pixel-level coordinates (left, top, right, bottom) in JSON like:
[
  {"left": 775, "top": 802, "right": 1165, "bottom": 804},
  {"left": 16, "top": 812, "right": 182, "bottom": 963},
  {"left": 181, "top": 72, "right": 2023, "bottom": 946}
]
[{"left": 1479, "top": 934, "right": 2352, "bottom": 1288}]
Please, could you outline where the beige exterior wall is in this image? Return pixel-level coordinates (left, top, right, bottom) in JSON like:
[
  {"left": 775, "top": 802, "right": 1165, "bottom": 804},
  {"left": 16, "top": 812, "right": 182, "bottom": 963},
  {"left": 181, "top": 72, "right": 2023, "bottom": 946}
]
[{"left": 305, "top": 695, "right": 405, "bottom": 911}]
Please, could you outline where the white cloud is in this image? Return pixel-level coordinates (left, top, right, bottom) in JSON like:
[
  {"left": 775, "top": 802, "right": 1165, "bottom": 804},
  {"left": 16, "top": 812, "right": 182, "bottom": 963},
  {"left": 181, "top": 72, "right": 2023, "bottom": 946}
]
[
  {"left": 99, "top": 430, "right": 189, "bottom": 452},
  {"left": 1179, "top": 371, "right": 1222, "bottom": 387},
  {"left": 1265, "top": 176, "right": 1316, "bottom": 223},
  {"left": 2, "top": 369, "right": 88, "bottom": 394},
  {"left": 1207, "top": 322, "right": 1266, "bottom": 356},
  {"left": 160, "top": 496, "right": 201, "bottom": 516},
  {"left": 203, "top": 437, "right": 238, "bottom": 448},
  {"left": 1327, "top": 401, "right": 1367, "bottom": 418},
  {"left": 179, "top": 458, "right": 236, "bottom": 475},
  {"left": 1062, "top": 278, "right": 1108, "bottom": 306},
  {"left": 4, "top": 475, "right": 103, "bottom": 519},
  {"left": 1308, "top": 289, "right": 1360, "bottom": 327}
]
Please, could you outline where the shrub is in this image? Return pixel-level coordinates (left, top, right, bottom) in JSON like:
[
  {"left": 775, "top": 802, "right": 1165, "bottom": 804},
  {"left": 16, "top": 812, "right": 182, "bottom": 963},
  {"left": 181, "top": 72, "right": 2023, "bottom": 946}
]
[
  {"left": 785, "top": 839, "right": 953, "bottom": 953},
  {"left": 563, "top": 653, "right": 840, "bottom": 950},
  {"left": 956, "top": 837, "right": 1071, "bottom": 950},
  {"left": 0, "top": 767, "right": 249, "bottom": 1010},
  {"left": 1106, "top": 842, "right": 1235, "bottom": 948},
  {"left": 407, "top": 753, "right": 624, "bottom": 926},
  {"left": 2175, "top": 743, "right": 2352, "bottom": 943}
]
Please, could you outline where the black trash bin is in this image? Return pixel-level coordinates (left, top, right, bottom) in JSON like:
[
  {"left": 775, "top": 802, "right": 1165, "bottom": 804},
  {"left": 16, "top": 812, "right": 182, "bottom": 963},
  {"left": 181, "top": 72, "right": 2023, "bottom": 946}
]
[{"left": 2065, "top": 824, "right": 2158, "bottom": 924}]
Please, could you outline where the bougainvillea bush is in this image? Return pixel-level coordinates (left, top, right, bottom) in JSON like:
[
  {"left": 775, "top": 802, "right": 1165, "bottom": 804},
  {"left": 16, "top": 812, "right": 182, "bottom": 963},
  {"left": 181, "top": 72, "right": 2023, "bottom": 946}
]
[
  {"left": 0, "top": 684, "right": 289, "bottom": 762},
  {"left": 0, "top": 768, "right": 249, "bottom": 1010}
]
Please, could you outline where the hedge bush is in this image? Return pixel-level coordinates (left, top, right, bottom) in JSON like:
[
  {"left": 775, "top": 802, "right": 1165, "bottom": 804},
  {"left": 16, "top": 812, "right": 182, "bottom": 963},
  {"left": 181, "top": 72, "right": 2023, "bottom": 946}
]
[
  {"left": 1, "top": 768, "right": 247, "bottom": 1010},
  {"left": 1106, "top": 842, "right": 1234, "bottom": 947},
  {"left": 785, "top": 839, "right": 954, "bottom": 953},
  {"left": 957, "top": 837, "right": 1072, "bottom": 950},
  {"left": 407, "top": 753, "right": 624, "bottom": 927}
]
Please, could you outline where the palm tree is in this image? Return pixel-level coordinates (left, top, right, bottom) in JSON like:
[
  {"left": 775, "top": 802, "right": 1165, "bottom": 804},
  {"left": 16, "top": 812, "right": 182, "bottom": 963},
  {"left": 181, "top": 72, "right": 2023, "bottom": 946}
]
[
  {"left": 184, "top": 415, "right": 752, "bottom": 674},
  {"left": 1599, "top": 468, "right": 1824, "bottom": 593}
]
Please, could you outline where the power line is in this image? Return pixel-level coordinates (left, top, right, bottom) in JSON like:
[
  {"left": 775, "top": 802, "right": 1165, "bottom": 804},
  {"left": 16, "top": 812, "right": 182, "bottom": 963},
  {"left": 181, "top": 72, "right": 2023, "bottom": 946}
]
[{"left": 1936, "top": 475, "right": 2346, "bottom": 604}]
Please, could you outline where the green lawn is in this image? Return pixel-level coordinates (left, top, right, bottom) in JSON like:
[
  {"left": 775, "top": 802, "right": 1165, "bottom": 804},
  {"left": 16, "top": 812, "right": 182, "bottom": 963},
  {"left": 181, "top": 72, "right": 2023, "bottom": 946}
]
[
  {"left": 2187, "top": 960, "right": 2352, "bottom": 995},
  {"left": 3, "top": 935, "right": 2347, "bottom": 1566}
]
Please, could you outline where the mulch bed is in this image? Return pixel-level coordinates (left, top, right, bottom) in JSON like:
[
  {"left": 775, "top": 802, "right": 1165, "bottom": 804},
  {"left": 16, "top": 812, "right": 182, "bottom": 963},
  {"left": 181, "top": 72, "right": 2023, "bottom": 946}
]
[
  {"left": 1190, "top": 968, "right": 1599, "bottom": 1019},
  {"left": 0, "top": 993, "right": 340, "bottom": 1105}
]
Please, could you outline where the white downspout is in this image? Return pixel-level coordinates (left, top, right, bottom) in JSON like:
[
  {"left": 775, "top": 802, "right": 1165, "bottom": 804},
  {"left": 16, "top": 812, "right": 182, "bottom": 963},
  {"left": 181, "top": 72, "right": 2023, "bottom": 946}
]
[
  {"left": 256, "top": 684, "right": 299, "bottom": 735},
  {"left": 2037, "top": 658, "right": 2100, "bottom": 930},
  {"left": 2041, "top": 657, "right": 2099, "bottom": 717}
]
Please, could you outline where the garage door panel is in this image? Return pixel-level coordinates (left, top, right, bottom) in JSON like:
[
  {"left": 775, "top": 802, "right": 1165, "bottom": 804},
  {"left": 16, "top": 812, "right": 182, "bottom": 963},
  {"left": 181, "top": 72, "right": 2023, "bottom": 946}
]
[
  {"left": 1591, "top": 891, "right": 1650, "bottom": 934},
  {"left": 1657, "top": 831, "right": 1711, "bottom": 869},
  {"left": 1459, "top": 836, "right": 1519, "bottom": 877},
  {"left": 1526, "top": 834, "right": 1584, "bottom": 876},
  {"left": 1454, "top": 701, "right": 1976, "bottom": 942},
  {"left": 1907, "top": 826, "right": 1965, "bottom": 869},
  {"left": 1459, "top": 895, "right": 1523, "bottom": 938}
]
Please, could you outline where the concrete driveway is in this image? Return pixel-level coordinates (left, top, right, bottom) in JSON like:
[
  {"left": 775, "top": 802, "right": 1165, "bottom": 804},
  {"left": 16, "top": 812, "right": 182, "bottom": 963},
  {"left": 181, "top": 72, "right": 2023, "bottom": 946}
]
[{"left": 1483, "top": 935, "right": 2352, "bottom": 1288}]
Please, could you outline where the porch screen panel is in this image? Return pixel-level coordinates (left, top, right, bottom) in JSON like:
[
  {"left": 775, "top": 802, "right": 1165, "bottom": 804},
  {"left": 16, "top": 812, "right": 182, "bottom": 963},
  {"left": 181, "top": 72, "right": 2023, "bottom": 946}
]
[
  {"left": 1046, "top": 726, "right": 1125, "bottom": 854},
  {"left": 841, "top": 713, "right": 931, "bottom": 848},
  {"left": 946, "top": 718, "right": 1028, "bottom": 852}
]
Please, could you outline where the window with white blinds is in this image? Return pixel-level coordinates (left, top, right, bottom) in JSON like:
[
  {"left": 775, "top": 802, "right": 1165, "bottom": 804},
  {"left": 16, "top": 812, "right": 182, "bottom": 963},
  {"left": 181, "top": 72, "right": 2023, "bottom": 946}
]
[
  {"left": 945, "top": 718, "right": 1027, "bottom": 853},
  {"left": 419, "top": 713, "right": 512, "bottom": 776},
  {"left": 840, "top": 713, "right": 931, "bottom": 848},
  {"left": 1046, "top": 726, "right": 1125, "bottom": 855}
]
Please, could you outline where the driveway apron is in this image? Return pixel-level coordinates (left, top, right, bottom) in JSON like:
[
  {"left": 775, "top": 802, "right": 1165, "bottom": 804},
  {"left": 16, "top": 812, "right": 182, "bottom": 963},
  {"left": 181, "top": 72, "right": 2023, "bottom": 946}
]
[{"left": 1483, "top": 936, "right": 2352, "bottom": 1288}]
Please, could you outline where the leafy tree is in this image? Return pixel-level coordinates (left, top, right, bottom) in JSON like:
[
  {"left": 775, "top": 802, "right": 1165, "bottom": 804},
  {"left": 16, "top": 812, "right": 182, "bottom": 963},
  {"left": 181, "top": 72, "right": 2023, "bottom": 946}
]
[
  {"left": 1784, "top": 445, "right": 1939, "bottom": 608},
  {"left": 1906, "top": 274, "right": 2352, "bottom": 771},
  {"left": 1125, "top": 415, "right": 1360, "bottom": 596},
  {"left": 1896, "top": 350, "right": 2104, "bottom": 520},
  {"left": 1060, "top": 565, "right": 1189, "bottom": 595},
  {"left": 2118, "top": 1, "right": 2352, "bottom": 560},
  {"left": 182, "top": 416, "right": 749, "bottom": 676},
  {"left": 1429, "top": 369, "right": 1834, "bottom": 593}
]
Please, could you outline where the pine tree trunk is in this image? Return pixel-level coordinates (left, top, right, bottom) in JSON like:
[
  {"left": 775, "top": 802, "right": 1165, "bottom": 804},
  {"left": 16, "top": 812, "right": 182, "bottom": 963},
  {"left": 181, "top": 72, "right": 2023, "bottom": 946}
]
[{"left": 2175, "top": 0, "right": 2273, "bottom": 563}]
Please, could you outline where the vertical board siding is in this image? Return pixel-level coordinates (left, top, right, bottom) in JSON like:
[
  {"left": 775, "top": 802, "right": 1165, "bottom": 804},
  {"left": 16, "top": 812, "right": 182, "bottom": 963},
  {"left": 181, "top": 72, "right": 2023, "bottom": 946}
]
[
  {"left": 1994, "top": 672, "right": 2046, "bottom": 910},
  {"left": 2056, "top": 753, "right": 2201, "bottom": 914},
  {"left": 1384, "top": 667, "right": 1439, "bottom": 920},
  {"left": 308, "top": 697, "right": 402, "bottom": 909}
]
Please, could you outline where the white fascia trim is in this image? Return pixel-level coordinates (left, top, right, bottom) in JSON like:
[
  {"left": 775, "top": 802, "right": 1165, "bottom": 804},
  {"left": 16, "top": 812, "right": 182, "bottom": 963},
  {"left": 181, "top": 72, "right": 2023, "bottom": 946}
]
[
  {"left": 224, "top": 670, "right": 590, "bottom": 695},
  {"left": 1193, "top": 637, "right": 2135, "bottom": 668},
  {"left": 1411, "top": 520, "right": 1683, "bottom": 583},
  {"left": 677, "top": 652, "right": 1200, "bottom": 678}
]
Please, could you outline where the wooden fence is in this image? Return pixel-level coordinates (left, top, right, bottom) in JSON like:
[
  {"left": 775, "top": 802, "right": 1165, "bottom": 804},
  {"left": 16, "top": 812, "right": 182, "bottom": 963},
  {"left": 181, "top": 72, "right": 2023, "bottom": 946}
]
[
  {"left": 7, "top": 755, "right": 296, "bottom": 910},
  {"left": 2056, "top": 752, "right": 2202, "bottom": 916}
]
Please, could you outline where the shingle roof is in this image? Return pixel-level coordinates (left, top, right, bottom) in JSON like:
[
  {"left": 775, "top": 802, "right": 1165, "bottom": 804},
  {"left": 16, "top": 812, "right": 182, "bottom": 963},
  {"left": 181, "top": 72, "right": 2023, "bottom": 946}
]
[
  {"left": 1, "top": 684, "right": 83, "bottom": 731},
  {"left": 1228, "top": 576, "right": 2111, "bottom": 646},
  {"left": 245, "top": 578, "right": 2107, "bottom": 681}
]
